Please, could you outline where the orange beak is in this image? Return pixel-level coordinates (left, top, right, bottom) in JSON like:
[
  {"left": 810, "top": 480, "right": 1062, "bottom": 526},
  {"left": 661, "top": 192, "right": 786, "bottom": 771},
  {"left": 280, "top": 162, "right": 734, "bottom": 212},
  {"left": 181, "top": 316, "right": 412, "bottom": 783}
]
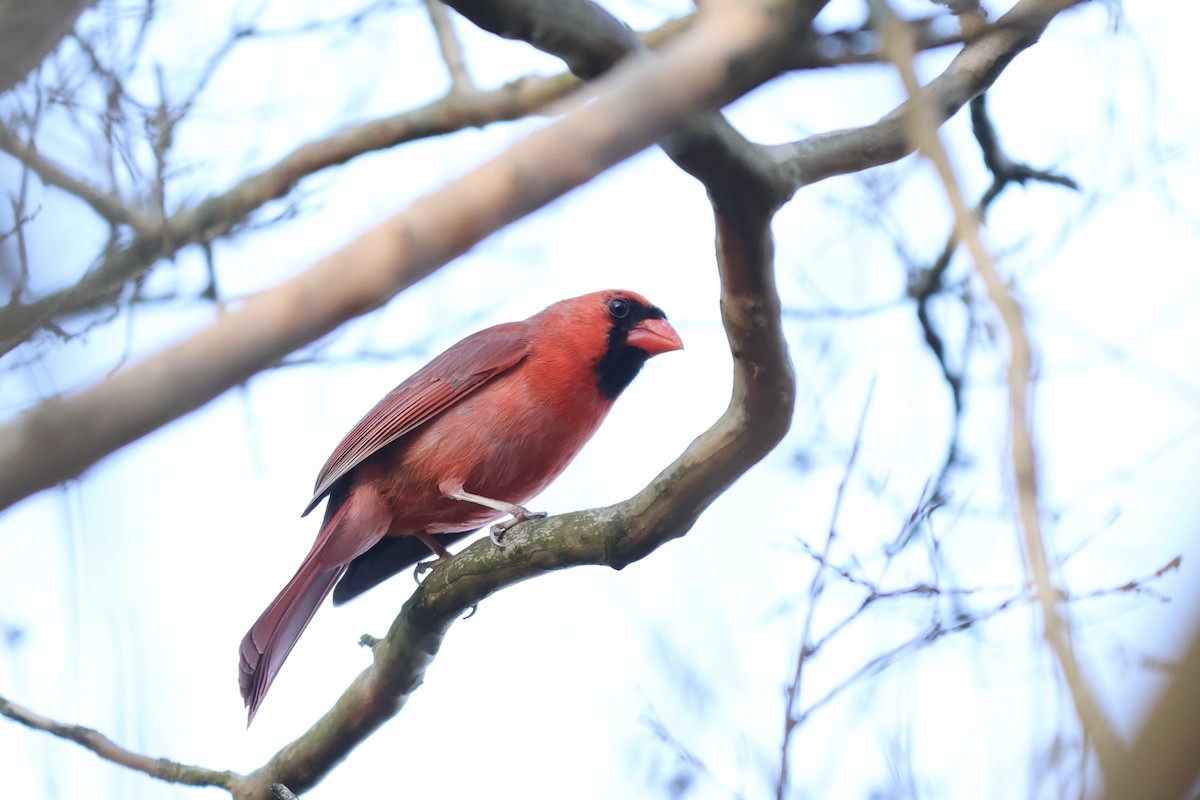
[{"left": 626, "top": 317, "right": 683, "bottom": 357}]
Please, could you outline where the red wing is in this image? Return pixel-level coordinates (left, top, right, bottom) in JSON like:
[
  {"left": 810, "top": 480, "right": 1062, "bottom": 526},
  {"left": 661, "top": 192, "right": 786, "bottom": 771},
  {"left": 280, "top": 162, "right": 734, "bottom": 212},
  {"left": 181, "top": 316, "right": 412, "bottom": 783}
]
[{"left": 303, "top": 321, "right": 531, "bottom": 516}]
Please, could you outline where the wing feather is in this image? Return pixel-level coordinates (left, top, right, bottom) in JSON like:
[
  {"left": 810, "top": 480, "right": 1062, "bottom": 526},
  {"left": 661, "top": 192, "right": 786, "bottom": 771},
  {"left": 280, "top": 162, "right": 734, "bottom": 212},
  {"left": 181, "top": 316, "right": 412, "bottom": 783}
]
[{"left": 302, "top": 321, "right": 531, "bottom": 515}]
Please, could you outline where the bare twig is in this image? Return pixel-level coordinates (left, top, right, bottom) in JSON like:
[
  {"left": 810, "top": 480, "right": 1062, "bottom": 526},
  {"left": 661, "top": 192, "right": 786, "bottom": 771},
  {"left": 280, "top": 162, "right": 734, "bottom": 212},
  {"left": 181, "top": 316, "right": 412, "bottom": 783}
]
[
  {"left": 778, "top": 381, "right": 874, "bottom": 800},
  {"left": 0, "top": 68, "right": 576, "bottom": 353},
  {"left": 235, "top": 1, "right": 402, "bottom": 39},
  {"left": 875, "top": 0, "right": 1125, "bottom": 777},
  {"left": 425, "top": 0, "right": 474, "bottom": 92},
  {"left": 793, "top": 555, "right": 1181, "bottom": 730},
  {"left": 0, "top": 692, "right": 242, "bottom": 790},
  {"left": 0, "top": 122, "right": 154, "bottom": 233},
  {"left": 906, "top": 93, "right": 1078, "bottom": 508}
]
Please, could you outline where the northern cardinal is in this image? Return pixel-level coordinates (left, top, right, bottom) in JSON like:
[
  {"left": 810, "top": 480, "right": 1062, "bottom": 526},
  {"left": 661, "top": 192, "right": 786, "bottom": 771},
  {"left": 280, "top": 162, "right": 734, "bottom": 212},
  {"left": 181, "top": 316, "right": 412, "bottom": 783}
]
[{"left": 239, "top": 290, "right": 682, "bottom": 723}]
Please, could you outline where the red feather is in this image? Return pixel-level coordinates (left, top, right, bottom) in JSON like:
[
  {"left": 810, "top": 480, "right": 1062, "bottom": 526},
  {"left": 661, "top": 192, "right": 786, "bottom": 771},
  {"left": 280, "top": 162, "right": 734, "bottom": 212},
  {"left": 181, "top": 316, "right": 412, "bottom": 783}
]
[{"left": 238, "top": 290, "right": 682, "bottom": 723}]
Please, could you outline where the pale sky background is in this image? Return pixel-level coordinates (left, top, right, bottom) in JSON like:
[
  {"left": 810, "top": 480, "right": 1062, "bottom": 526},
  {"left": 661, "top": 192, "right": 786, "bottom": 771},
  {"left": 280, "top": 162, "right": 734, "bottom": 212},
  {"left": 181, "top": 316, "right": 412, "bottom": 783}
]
[{"left": 2, "top": 1, "right": 1199, "bottom": 798}]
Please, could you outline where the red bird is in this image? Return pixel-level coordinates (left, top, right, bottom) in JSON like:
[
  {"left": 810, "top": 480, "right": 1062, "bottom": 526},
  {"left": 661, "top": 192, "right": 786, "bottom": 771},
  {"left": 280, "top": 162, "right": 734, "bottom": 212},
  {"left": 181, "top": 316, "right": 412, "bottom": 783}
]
[{"left": 239, "top": 290, "right": 682, "bottom": 722}]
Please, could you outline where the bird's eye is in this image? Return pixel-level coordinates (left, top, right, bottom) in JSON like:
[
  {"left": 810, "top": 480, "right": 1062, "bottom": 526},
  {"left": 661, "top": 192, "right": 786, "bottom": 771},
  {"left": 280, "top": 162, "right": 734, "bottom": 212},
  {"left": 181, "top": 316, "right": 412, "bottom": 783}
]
[{"left": 608, "top": 298, "right": 630, "bottom": 319}]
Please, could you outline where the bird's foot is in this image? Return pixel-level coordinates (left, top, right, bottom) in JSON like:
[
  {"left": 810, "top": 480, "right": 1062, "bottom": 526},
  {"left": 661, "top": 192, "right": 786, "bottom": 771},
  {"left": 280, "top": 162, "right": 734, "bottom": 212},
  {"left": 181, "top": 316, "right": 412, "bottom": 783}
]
[
  {"left": 412, "top": 555, "right": 451, "bottom": 583},
  {"left": 489, "top": 507, "right": 547, "bottom": 547}
]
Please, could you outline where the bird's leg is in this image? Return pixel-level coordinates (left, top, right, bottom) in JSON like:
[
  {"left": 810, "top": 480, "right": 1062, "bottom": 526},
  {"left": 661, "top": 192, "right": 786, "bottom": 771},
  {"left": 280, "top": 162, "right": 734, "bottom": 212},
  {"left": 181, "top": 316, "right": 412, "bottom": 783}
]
[
  {"left": 439, "top": 482, "right": 546, "bottom": 547},
  {"left": 412, "top": 531, "right": 454, "bottom": 582}
]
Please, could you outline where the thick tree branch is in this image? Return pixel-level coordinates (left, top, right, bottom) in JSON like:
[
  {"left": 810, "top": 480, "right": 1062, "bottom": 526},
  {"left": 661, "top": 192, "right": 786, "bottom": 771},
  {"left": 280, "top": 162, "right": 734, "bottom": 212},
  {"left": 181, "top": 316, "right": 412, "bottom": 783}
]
[
  {"left": 769, "top": 0, "right": 1087, "bottom": 192},
  {"left": 1101, "top": 600, "right": 1200, "bottom": 800},
  {"left": 445, "top": 0, "right": 640, "bottom": 80},
  {"left": 445, "top": 0, "right": 821, "bottom": 208},
  {"left": 0, "top": 0, "right": 93, "bottom": 95}
]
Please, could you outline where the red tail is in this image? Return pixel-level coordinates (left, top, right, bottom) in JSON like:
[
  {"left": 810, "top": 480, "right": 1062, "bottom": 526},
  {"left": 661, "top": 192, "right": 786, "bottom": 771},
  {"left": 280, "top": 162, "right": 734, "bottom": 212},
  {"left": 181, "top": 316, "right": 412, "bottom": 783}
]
[{"left": 239, "top": 487, "right": 390, "bottom": 724}]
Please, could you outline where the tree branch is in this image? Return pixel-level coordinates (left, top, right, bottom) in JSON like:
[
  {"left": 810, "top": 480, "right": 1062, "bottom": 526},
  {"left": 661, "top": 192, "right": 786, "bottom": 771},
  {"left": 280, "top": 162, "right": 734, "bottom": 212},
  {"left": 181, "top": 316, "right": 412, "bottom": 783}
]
[
  {"left": 425, "top": 1, "right": 474, "bottom": 92},
  {"left": 778, "top": 383, "right": 873, "bottom": 800},
  {"left": 0, "top": 0, "right": 93, "bottom": 95},
  {"left": 0, "top": 121, "right": 153, "bottom": 232},
  {"left": 769, "top": 0, "right": 1088, "bottom": 192},
  {"left": 874, "top": 0, "right": 1125, "bottom": 777},
  {"left": 907, "top": 91, "right": 1079, "bottom": 508},
  {"left": 1101, "top": 592, "right": 1200, "bottom": 800},
  {"left": 0, "top": 692, "right": 242, "bottom": 790},
  {"left": 0, "top": 70, "right": 575, "bottom": 352},
  {"left": 445, "top": 0, "right": 820, "bottom": 207}
]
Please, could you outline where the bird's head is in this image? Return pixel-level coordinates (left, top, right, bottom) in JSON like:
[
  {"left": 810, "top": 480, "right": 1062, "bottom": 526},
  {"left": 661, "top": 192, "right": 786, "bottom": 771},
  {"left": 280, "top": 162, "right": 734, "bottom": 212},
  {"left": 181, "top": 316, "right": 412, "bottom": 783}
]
[{"left": 541, "top": 290, "right": 683, "bottom": 400}]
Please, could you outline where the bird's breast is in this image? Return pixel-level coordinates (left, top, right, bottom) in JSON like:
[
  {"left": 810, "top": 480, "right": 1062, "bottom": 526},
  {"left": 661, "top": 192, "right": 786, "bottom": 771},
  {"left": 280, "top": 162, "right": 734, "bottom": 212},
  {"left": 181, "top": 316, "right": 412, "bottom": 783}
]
[{"left": 367, "top": 357, "right": 613, "bottom": 534}]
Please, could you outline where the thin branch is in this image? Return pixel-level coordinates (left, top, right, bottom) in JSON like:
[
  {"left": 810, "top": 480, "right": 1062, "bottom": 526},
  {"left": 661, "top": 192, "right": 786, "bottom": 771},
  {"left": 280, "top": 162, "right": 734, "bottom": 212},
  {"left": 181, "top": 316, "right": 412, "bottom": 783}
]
[
  {"left": 0, "top": 122, "right": 154, "bottom": 232},
  {"left": 905, "top": 91, "right": 1079, "bottom": 508},
  {"left": 794, "top": 555, "right": 1181, "bottom": 730},
  {"left": 642, "top": 707, "right": 727, "bottom": 793},
  {"left": 875, "top": 0, "right": 1125, "bottom": 777},
  {"left": 970, "top": 93, "right": 1079, "bottom": 193},
  {"left": 0, "top": 692, "right": 242, "bottom": 790},
  {"left": 0, "top": 69, "right": 575, "bottom": 353},
  {"left": 425, "top": 0, "right": 474, "bottom": 92},
  {"left": 235, "top": 1, "right": 403, "bottom": 39},
  {"left": 787, "top": 12, "right": 970, "bottom": 69},
  {"left": 778, "top": 382, "right": 874, "bottom": 800}
]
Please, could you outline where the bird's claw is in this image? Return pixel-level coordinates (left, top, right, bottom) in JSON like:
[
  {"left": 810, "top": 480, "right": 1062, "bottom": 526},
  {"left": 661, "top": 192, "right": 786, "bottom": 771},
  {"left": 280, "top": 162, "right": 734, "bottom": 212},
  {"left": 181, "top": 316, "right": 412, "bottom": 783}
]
[
  {"left": 489, "top": 508, "right": 547, "bottom": 547},
  {"left": 412, "top": 556, "right": 449, "bottom": 583},
  {"left": 489, "top": 525, "right": 507, "bottom": 548}
]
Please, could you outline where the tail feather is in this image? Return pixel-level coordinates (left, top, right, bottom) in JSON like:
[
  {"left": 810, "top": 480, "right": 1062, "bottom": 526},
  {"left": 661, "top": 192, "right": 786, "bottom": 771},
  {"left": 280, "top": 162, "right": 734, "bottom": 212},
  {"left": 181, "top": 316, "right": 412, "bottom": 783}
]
[
  {"left": 239, "top": 561, "right": 345, "bottom": 725},
  {"left": 239, "top": 484, "right": 390, "bottom": 724}
]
